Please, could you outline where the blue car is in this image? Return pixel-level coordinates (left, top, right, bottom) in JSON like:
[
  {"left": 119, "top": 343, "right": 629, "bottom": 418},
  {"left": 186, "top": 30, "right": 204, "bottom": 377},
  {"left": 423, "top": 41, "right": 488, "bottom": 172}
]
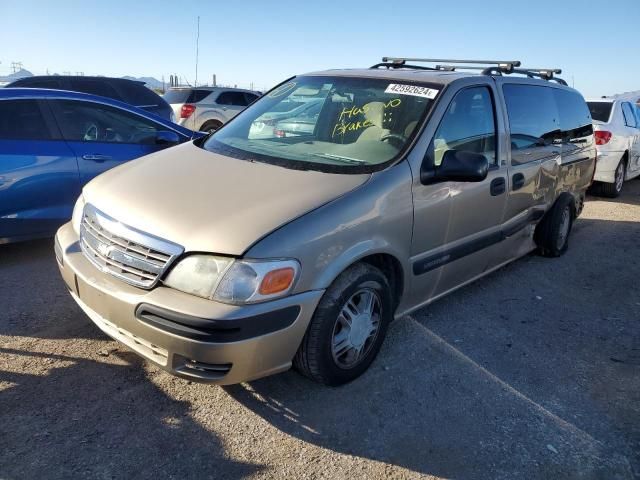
[{"left": 0, "top": 88, "right": 203, "bottom": 244}]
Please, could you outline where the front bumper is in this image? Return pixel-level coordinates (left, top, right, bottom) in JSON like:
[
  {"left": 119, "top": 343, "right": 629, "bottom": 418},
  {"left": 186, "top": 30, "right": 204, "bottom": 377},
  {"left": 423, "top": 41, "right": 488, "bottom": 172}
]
[{"left": 55, "top": 223, "right": 323, "bottom": 384}]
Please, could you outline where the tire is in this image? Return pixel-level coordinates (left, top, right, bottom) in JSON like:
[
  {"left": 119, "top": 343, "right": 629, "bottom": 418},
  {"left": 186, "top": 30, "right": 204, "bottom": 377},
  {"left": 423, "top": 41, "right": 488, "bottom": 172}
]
[
  {"left": 200, "top": 120, "right": 222, "bottom": 134},
  {"left": 596, "top": 158, "right": 626, "bottom": 198},
  {"left": 535, "top": 195, "right": 574, "bottom": 257},
  {"left": 293, "top": 263, "right": 393, "bottom": 386}
]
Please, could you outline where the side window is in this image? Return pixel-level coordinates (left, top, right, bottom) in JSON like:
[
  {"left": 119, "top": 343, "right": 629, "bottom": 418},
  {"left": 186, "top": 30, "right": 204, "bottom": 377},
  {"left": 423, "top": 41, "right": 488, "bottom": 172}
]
[
  {"left": 244, "top": 93, "right": 259, "bottom": 105},
  {"left": 51, "top": 100, "right": 160, "bottom": 144},
  {"left": 18, "top": 79, "right": 61, "bottom": 89},
  {"left": 553, "top": 89, "right": 593, "bottom": 141},
  {"left": 189, "top": 90, "right": 213, "bottom": 103},
  {"left": 216, "top": 92, "right": 234, "bottom": 105},
  {"left": 0, "top": 100, "right": 53, "bottom": 140},
  {"left": 217, "top": 92, "right": 247, "bottom": 106},
  {"left": 503, "top": 84, "right": 560, "bottom": 165},
  {"left": 621, "top": 102, "right": 637, "bottom": 128},
  {"left": 70, "top": 79, "right": 121, "bottom": 101},
  {"left": 428, "top": 86, "right": 496, "bottom": 166}
]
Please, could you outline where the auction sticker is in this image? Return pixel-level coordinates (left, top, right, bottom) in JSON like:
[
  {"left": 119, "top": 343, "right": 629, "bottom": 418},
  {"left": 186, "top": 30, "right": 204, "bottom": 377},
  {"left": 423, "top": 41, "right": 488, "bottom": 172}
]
[{"left": 385, "top": 84, "right": 439, "bottom": 99}]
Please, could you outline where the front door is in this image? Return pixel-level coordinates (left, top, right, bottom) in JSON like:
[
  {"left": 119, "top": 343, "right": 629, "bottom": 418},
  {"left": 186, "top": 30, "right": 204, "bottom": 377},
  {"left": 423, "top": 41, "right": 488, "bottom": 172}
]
[
  {"left": 410, "top": 85, "right": 508, "bottom": 302},
  {"left": 47, "top": 99, "right": 170, "bottom": 185},
  {"left": 0, "top": 98, "right": 80, "bottom": 240}
]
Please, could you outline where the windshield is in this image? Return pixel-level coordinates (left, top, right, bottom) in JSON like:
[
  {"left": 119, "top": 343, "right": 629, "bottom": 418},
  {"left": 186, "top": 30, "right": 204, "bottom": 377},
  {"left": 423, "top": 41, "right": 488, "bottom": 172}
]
[
  {"left": 203, "top": 76, "right": 438, "bottom": 173},
  {"left": 587, "top": 101, "right": 613, "bottom": 123}
]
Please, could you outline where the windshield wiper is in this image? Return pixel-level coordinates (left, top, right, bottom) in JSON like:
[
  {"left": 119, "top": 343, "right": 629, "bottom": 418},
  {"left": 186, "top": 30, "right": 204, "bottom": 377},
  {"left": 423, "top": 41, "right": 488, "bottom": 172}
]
[{"left": 311, "top": 153, "right": 368, "bottom": 165}]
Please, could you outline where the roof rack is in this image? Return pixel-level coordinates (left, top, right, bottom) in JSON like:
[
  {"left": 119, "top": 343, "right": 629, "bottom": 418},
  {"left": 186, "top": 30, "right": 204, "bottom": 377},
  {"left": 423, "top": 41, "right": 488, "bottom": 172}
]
[
  {"left": 375, "top": 57, "right": 521, "bottom": 73},
  {"left": 372, "top": 57, "right": 568, "bottom": 85}
]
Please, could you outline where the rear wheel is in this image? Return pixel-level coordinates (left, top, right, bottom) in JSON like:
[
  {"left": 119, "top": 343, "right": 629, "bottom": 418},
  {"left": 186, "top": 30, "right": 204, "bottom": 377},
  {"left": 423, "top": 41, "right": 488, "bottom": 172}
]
[
  {"left": 200, "top": 120, "right": 223, "bottom": 134},
  {"left": 535, "top": 195, "right": 574, "bottom": 257},
  {"left": 293, "top": 263, "right": 393, "bottom": 386},
  {"left": 595, "top": 157, "right": 626, "bottom": 198}
]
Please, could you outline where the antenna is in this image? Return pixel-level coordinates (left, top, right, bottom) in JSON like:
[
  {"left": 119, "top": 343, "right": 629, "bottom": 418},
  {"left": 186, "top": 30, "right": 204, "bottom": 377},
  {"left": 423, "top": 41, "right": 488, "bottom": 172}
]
[{"left": 195, "top": 16, "right": 200, "bottom": 87}]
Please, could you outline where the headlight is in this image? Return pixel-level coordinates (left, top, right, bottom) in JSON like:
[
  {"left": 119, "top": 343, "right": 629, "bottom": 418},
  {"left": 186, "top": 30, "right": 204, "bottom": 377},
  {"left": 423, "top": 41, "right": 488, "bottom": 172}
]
[
  {"left": 71, "top": 195, "right": 85, "bottom": 235},
  {"left": 163, "top": 256, "right": 300, "bottom": 305}
]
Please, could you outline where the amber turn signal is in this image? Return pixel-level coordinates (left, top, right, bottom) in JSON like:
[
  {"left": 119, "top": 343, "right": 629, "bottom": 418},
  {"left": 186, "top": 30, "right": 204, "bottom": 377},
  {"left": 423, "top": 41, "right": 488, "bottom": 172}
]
[{"left": 258, "top": 267, "right": 295, "bottom": 295}]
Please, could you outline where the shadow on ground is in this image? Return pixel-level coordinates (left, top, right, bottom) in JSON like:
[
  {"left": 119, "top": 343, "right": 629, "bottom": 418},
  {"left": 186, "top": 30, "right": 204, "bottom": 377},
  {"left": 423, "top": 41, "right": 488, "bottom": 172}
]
[
  {"left": 0, "top": 347, "right": 261, "bottom": 479},
  {"left": 0, "top": 238, "right": 104, "bottom": 340}
]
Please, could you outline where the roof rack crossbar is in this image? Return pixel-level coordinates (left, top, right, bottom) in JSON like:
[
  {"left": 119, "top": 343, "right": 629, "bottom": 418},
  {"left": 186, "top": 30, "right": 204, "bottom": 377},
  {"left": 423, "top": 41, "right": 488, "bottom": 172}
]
[
  {"left": 370, "top": 62, "right": 437, "bottom": 71},
  {"left": 382, "top": 57, "right": 521, "bottom": 68}
]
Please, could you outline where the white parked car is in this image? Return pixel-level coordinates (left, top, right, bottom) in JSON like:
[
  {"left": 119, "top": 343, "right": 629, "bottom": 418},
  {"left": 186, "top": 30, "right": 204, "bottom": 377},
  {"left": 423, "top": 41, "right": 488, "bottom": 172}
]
[
  {"left": 163, "top": 87, "right": 260, "bottom": 133},
  {"left": 586, "top": 98, "right": 640, "bottom": 197}
]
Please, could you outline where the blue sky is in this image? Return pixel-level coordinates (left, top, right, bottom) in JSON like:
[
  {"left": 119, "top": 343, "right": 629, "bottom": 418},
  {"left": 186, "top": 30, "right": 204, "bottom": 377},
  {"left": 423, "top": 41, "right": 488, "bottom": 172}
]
[{"left": 2, "top": 0, "right": 639, "bottom": 96}]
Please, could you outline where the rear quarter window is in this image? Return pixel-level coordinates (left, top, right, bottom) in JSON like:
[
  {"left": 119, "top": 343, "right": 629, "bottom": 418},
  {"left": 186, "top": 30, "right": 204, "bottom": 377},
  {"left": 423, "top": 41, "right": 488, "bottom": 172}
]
[
  {"left": 11, "top": 78, "right": 62, "bottom": 89},
  {"left": 117, "top": 82, "right": 163, "bottom": 107},
  {"left": 554, "top": 89, "right": 593, "bottom": 139}
]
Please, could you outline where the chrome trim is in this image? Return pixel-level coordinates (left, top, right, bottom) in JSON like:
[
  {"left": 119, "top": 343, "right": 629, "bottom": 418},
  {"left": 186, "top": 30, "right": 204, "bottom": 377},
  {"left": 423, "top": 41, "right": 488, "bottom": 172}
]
[{"left": 79, "top": 204, "right": 183, "bottom": 288}]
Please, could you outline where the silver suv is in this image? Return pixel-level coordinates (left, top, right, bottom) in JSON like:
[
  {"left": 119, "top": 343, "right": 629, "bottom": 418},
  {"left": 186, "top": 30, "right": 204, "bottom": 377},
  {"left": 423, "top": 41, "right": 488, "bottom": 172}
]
[
  {"left": 55, "top": 58, "right": 596, "bottom": 386},
  {"left": 163, "top": 86, "right": 260, "bottom": 133}
]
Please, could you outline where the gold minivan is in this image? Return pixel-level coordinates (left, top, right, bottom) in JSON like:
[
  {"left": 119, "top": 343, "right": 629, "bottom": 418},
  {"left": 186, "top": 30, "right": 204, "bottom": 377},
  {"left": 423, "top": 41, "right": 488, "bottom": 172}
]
[{"left": 55, "top": 58, "right": 596, "bottom": 386}]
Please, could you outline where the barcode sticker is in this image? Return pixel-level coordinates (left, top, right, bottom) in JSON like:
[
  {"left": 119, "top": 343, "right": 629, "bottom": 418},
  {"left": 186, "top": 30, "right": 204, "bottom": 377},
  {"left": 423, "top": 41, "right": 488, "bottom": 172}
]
[{"left": 384, "top": 84, "right": 439, "bottom": 99}]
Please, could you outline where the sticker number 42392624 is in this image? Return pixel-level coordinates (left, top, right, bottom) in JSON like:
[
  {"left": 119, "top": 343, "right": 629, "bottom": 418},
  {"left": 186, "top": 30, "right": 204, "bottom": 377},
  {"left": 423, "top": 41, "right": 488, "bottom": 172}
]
[{"left": 384, "top": 84, "right": 439, "bottom": 99}]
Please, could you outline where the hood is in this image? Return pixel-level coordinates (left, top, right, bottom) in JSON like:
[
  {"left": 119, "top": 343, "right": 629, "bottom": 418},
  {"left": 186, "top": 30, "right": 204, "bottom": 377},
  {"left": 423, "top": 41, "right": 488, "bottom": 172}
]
[{"left": 83, "top": 142, "right": 369, "bottom": 255}]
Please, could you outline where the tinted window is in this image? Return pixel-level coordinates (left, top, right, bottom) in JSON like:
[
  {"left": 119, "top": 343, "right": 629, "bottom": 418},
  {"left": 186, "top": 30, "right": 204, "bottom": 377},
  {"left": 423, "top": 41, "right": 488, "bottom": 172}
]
[
  {"left": 69, "top": 79, "right": 121, "bottom": 100},
  {"left": 0, "top": 100, "right": 53, "bottom": 140},
  {"left": 503, "top": 84, "right": 560, "bottom": 164},
  {"left": 621, "top": 102, "right": 637, "bottom": 128},
  {"left": 428, "top": 86, "right": 496, "bottom": 166},
  {"left": 216, "top": 91, "right": 247, "bottom": 106},
  {"left": 189, "top": 90, "right": 213, "bottom": 103},
  {"left": 554, "top": 89, "right": 593, "bottom": 140},
  {"left": 587, "top": 101, "right": 613, "bottom": 123},
  {"left": 117, "top": 82, "right": 163, "bottom": 106},
  {"left": 244, "top": 93, "right": 259, "bottom": 105},
  {"left": 163, "top": 89, "right": 190, "bottom": 104},
  {"left": 13, "top": 78, "right": 61, "bottom": 89},
  {"left": 162, "top": 89, "right": 211, "bottom": 104},
  {"left": 51, "top": 100, "right": 160, "bottom": 144}
]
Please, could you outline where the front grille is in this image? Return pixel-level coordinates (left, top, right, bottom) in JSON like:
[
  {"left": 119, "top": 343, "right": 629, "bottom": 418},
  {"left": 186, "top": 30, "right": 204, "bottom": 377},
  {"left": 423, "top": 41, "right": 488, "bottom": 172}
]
[{"left": 80, "top": 204, "right": 183, "bottom": 288}]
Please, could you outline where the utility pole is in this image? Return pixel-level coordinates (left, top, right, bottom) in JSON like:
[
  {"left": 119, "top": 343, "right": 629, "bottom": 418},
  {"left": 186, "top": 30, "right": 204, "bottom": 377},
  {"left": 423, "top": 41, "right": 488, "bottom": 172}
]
[
  {"left": 10, "top": 61, "right": 23, "bottom": 73},
  {"left": 212, "top": 74, "right": 216, "bottom": 87},
  {"left": 195, "top": 16, "right": 200, "bottom": 87}
]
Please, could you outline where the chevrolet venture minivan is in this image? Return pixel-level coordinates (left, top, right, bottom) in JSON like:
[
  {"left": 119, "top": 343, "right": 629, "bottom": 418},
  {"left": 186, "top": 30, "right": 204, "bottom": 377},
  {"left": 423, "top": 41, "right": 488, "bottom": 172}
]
[{"left": 55, "top": 58, "right": 596, "bottom": 386}]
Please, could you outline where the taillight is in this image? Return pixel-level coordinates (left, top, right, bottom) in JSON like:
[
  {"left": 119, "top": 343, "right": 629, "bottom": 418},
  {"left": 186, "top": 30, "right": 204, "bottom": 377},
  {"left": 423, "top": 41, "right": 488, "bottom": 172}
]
[
  {"left": 274, "top": 129, "right": 286, "bottom": 138},
  {"left": 181, "top": 104, "right": 196, "bottom": 119},
  {"left": 594, "top": 130, "right": 612, "bottom": 145}
]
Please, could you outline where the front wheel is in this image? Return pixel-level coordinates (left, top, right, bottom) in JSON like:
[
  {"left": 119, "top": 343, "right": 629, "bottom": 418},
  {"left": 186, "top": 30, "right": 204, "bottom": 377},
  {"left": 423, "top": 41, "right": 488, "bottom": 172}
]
[{"left": 293, "top": 263, "right": 393, "bottom": 386}]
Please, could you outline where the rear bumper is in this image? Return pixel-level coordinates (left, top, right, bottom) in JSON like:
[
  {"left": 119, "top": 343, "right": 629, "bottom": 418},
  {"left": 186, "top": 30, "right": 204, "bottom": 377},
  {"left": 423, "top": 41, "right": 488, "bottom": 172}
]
[
  {"left": 55, "top": 223, "right": 323, "bottom": 384},
  {"left": 594, "top": 151, "right": 624, "bottom": 183}
]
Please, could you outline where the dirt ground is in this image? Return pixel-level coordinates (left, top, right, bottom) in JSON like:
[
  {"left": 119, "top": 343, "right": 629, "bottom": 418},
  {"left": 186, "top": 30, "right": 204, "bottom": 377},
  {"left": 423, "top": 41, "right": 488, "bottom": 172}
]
[{"left": 1, "top": 181, "right": 639, "bottom": 480}]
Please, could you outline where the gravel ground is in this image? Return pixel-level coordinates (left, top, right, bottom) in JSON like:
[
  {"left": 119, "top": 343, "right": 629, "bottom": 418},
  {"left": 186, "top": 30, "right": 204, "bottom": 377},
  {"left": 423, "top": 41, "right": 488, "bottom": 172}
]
[{"left": 1, "top": 180, "right": 639, "bottom": 480}]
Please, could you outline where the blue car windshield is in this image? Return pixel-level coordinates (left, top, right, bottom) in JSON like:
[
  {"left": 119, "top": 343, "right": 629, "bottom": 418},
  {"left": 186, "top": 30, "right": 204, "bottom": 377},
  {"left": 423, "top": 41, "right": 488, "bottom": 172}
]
[{"left": 203, "top": 76, "right": 438, "bottom": 173}]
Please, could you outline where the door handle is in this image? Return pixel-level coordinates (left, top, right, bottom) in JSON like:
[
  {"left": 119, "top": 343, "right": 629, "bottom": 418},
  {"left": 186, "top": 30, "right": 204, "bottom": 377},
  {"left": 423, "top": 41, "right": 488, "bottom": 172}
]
[
  {"left": 82, "top": 154, "right": 112, "bottom": 162},
  {"left": 490, "top": 177, "right": 506, "bottom": 196},
  {"left": 512, "top": 173, "right": 525, "bottom": 191}
]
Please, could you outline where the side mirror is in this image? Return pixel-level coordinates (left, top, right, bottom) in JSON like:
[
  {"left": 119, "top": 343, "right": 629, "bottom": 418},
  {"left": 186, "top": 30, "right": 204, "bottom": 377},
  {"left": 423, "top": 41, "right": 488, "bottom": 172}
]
[
  {"left": 421, "top": 150, "right": 489, "bottom": 184},
  {"left": 155, "top": 130, "right": 181, "bottom": 145}
]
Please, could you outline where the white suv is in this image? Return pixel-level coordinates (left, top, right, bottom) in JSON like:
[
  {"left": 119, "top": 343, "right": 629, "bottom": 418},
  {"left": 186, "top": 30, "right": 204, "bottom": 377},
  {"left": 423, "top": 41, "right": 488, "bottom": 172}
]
[
  {"left": 163, "top": 87, "right": 260, "bottom": 133},
  {"left": 587, "top": 98, "right": 640, "bottom": 197}
]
